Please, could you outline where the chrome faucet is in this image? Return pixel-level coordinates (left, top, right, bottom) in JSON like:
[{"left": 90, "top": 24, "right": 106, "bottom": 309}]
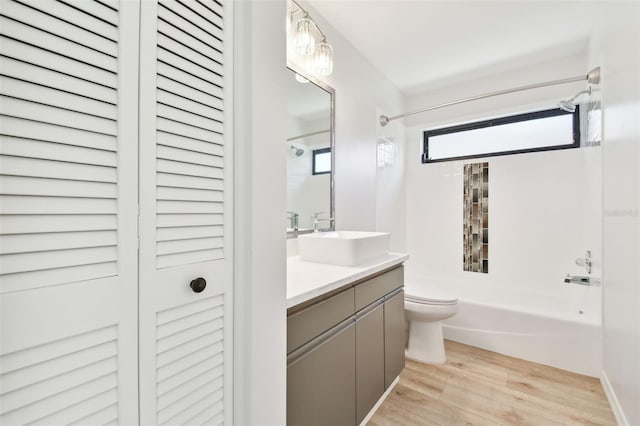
[
  {"left": 311, "top": 212, "right": 334, "bottom": 232},
  {"left": 287, "top": 211, "right": 299, "bottom": 231}
]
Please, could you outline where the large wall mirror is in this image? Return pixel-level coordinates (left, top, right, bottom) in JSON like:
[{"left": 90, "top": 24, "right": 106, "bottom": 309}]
[{"left": 286, "top": 66, "right": 335, "bottom": 236}]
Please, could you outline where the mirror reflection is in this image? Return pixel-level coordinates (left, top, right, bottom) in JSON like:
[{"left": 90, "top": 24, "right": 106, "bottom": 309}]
[{"left": 286, "top": 67, "right": 334, "bottom": 234}]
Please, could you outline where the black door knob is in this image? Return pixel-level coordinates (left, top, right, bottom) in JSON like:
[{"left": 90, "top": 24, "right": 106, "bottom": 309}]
[{"left": 190, "top": 277, "right": 207, "bottom": 293}]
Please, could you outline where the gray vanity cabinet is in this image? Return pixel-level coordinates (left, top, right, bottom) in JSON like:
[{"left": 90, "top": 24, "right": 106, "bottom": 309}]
[
  {"left": 355, "top": 300, "right": 385, "bottom": 424},
  {"left": 384, "top": 288, "right": 406, "bottom": 389},
  {"left": 287, "top": 319, "right": 356, "bottom": 426},
  {"left": 287, "top": 265, "right": 405, "bottom": 426}
]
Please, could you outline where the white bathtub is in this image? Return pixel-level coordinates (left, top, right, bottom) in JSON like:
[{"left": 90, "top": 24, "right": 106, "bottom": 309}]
[{"left": 408, "top": 278, "right": 602, "bottom": 377}]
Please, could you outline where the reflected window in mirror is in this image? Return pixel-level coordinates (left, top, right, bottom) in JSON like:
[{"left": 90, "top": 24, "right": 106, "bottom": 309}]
[
  {"left": 312, "top": 148, "right": 331, "bottom": 175},
  {"left": 286, "top": 66, "right": 334, "bottom": 236}
]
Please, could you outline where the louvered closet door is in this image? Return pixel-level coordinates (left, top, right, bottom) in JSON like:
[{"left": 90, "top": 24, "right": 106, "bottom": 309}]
[
  {"left": 138, "top": 1, "right": 233, "bottom": 424},
  {"left": 0, "top": 1, "right": 139, "bottom": 425}
]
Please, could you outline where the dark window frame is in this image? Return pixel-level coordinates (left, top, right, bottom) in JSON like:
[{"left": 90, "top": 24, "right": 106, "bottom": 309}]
[
  {"left": 312, "top": 147, "right": 331, "bottom": 175},
  {"left": 422, "top": 106, "right": 580, "bottom": 163}
]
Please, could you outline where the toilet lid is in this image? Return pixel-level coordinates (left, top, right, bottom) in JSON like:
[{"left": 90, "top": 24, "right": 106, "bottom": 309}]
[{"left": 404, "top": 284, "right": 458, "bottom": 305}]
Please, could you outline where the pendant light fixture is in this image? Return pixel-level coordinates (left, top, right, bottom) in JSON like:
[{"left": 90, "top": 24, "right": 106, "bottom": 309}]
[{"left": 287, "top": 0, "right": 334, "bottom": 78}]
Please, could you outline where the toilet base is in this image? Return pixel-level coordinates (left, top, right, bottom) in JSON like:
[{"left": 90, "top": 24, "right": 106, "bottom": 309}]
[{"left": 406, "top": 320, "right": 446, "bottom": 364}]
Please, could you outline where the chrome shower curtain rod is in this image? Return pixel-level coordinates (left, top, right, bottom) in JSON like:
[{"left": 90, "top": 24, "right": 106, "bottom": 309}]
[
  {"left": 287, "top": 129, "right": 330, "bottom": 142},
  {"left": 379, "top": 67, "right": 601, "bottom": 127}
]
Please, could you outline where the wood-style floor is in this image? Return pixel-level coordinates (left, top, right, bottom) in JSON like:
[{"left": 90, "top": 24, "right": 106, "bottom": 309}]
[{"left": 369, "top": 340, "right": 616, "bottom": 426}]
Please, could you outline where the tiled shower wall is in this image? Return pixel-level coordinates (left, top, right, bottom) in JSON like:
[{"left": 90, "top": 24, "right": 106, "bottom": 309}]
[{"left": 463, "top": 162, "right": 488, "bottom": 273}]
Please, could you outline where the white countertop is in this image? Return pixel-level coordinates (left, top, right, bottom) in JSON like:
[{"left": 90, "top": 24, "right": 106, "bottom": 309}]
[{"left": 287, "top": 252, "right": 409, "bottom": 309}]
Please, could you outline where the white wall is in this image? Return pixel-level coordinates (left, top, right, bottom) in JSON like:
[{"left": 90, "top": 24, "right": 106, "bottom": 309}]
[
  {"left": 293, "top": 1, "right": 406, "bottom": 246},
  {"left": 589, "top": 3, "right": 640, "bottom": 425},
  {"left": 403, "top": 52, "right": 602, "bottom": 302},
  {"left": 234, "top": 1, "right": 287, "bottom": 424}
]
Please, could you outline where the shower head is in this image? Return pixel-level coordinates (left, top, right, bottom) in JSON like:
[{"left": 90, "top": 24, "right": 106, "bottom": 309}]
[
  {"left": 290, "top": 145, "right": 304, "bottom": 156},
  {"left": 558, "top": 87, "right": 592, "bottom": 113}
]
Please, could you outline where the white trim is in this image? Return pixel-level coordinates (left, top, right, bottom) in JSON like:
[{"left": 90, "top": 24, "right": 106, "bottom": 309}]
[
  {"left": 358, "top": 375, "right": 400, "bottom": 426},
  {"left": 601, "top": 370, "right": 629, "bottom": 426}
]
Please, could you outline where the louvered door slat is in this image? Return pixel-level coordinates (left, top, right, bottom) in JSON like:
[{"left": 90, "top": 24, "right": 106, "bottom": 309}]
[
  {"left": 1, "top": 214, "right": 116, "bottom": 234},
  {"left": 156, "top": 186, "right": 223, "bottom": 203},
  {"left": 156, "top": 225, "right": 224, "bottom": 242},
  {"left": 157, "top": 71, "right": 223, "bottom": 108},
  {"left": 157, "top": 173, "right": 222, "bottom": 190},
  {"left": 0, "top": 156, "right": 116, "bottom": 182},
  {"left": 61, "top": 0, "right": 119, "bottom": 27},
  {"left": 0, "top": 56, "right": 118, "bottom": 105},
  {"left": 0, "top": 37, "right": 118, "bottom": 89},
  {"left": 1, "top": 117, "right": 117, "bottom": 151},
  {"left": 158, "top": 89, "right": 222, "bottom": 123},
  {"left": 0, "top": 263, "right": 117, "bottom": 294},
  {"left": 157, "top": 32, "right": 222, "bottom": 78},
  {"left": 158, "top": 127, "right": 224, "bottom": 152},
  {"left": 0, "top": 175, "right": 116, "bottom": 198},
  {"left": 0, "top": 16, "right": 117, "bottom": 73},
  {"left": 1, "top": 231, "right": 117, "bottom": 254},
  {"left": 0, "top": 196, "right": 116, "bottom": 215},
  {"left": 1, "top": 96, "right": 117, "bottom": 136},
  {"left": 1, "top": 0, "right": 118, "bottom": 56},
  {"left": 19, "top": 0, "right": 119, "bottom": 41},
  {"left": 0, "top": 136, "right": 117, "bottom": 166},
  {"left": 157, "top": 249, "right": 224, "bottom": 269},
  {"left": 157, "top": 102, "right": 223, "bottom": 133},
  {"left": 66, "top": 402, "right": 119, "bottom": 426},
  {"left": 1, "top": 246, "right": 117, "bottom": 275},
  {"left": 157, "top": 145, "right": 223, "bottom": 167},
  {"left": 157, "top": 18, "right": 221, "bottom": 67},
  {"left": 157, "top": 159, "right": 224, "bottom": 179},
  {"left": 157, "top": 200, "right": 223, "bottom": 214},
  {"left": 0, "top": 76, "right": 117, "bottom": 119}
]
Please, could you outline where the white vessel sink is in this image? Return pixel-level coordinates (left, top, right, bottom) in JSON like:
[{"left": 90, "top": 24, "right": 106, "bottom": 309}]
[{"left": 298, "top": 231, "right": 390, "bottom": 266}]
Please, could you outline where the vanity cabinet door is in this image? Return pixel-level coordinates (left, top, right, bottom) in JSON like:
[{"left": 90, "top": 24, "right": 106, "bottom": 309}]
[
  {"left": 384, "top": 289, "right": 406, "bottom": 389},
  {"left": 356, "top": 300, "right": 385, "bottom": 424},
  {"left": 287, "top": 318, "right": 356, "bottom": 426}
]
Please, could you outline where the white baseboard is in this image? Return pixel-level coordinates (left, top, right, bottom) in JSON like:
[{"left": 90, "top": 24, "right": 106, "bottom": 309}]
[
  {"left": 359, "top": 376, "right": 399, "bottom": 426},
  {"left": 601, "top": 370, "right": 629, "bottom": 426}
]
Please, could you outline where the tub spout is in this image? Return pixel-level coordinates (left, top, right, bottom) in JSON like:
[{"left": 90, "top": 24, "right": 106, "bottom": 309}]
[{"left": 564, "top": 275, "right": 600, "bottom": 286}]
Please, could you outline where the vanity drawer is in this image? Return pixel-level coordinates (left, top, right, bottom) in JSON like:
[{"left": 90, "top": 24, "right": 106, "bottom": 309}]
[
  {"left": 355, "top": 266, "right": 404, "bottom": 312},
  {"left": 287, "top": 287, "right": 355, "bottom": 353}
]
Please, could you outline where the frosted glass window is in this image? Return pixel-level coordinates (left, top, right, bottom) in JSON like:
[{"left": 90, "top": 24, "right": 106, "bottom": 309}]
[
  {"left": 313, "top": 148, "right": 331, "bottom": 175},
  {"left": 423, "top": 108, "right": 579, "bottom": 163}
]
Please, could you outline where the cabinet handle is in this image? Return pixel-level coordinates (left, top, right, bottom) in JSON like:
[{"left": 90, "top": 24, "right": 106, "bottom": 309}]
[{"left": 190, "top": 277, "right": 207, "bottom": 293}]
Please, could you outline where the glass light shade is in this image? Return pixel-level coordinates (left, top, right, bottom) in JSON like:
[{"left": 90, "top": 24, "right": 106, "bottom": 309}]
[
  {"left": 294, "top": 17, "right": 315, "bottom": 55},
  {"left": 314, "top": 41, "right": 333, "bottom": 76}
]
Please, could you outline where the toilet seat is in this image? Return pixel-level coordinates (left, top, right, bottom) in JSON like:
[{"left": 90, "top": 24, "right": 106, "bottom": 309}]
[{"left": 405, "top": 285, "right": 458, "bottom": 306}]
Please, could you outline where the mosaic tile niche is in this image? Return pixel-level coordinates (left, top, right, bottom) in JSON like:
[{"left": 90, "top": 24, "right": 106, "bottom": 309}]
[{"left": 463, "top": 162, "right": 488, "bottom": 273}]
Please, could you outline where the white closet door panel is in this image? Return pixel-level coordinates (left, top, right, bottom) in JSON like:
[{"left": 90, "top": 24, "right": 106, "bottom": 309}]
[
  {"left": 158, "top": 129, "right": 224, "bottom": 154},
  {"left": 0, "top": 195, "right": 116, "bottom": 215},
  {"left": 157, "top": 172, "right": 223, "bottom": 190},
  {"left": 0, "top": 76, "right": 117, "bottom": 119},
  {"left": 158, "top": 89, "right": 223, "bottom": 123},
  {"left": 0, "top": 16, "right": 117, "bottom": 74},
  {"left": 1, "top": 230, "right": 117, "bottom": 254},
  {"left": 0, "top": 1, "right": 139, "bottom": 424},
  {"left": 0, "top": 136, "right": 117, "bottom": 166},
  {"left": 0, "top": 156, "right": 116, "bottom": 182},
  {"left": 157, "top": 102, "right": 223, "bottom": 133},
  {"left": 17, "top": 0, "right": 119, "bottom": 41},
  {"left": 0, "top": 56, "right": 118, "bottom": 104},
  {"left": 157, "top": 158, "right": 224, "bottom": 179},
  {"left": 0, "top": 117, "right": 117, "bottom": 151},
  {"left": 157, "top": 200, "right": 223, "bottom": 214},
  {"left": 157, "top": 2, "right": 222, "bottom": 53},
  {"left": 139, "top": 0, "right": 232, "bottom": 423},
  {"left": 0, "top": 176, "right": 116, "bottom": 198},
  {"left": 63, "top": 0, "right": 119, "bottom": 26},
  {"left": 157, "top": 144, "right": 224, "bottom": 167},
  {"left": 157, "top": 71, "right": 223, "bottom": 109},
  {"left": 157, "top": 225, "right": 224, "bottom": 242},
  {"left": 0, "top": 96, "right": 117, "bottom": 136},
  {"left": 0, "top": 37, "right": 118, "bottom": 89},
  {"left": 0, "top": 0, "right": 118, "bottom": 56},
  {"left": 0, "top": 262, "right": 117, "bottom": 294}
]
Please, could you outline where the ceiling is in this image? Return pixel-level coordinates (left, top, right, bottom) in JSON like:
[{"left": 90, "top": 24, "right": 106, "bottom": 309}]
[{"left": 308, "top": 1, "right": 606, "bottom": 96}]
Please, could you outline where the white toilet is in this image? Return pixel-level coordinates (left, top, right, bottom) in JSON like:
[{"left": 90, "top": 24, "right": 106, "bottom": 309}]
[{"left": 404, "top": 284, "right": 458, "bottom": 364}]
